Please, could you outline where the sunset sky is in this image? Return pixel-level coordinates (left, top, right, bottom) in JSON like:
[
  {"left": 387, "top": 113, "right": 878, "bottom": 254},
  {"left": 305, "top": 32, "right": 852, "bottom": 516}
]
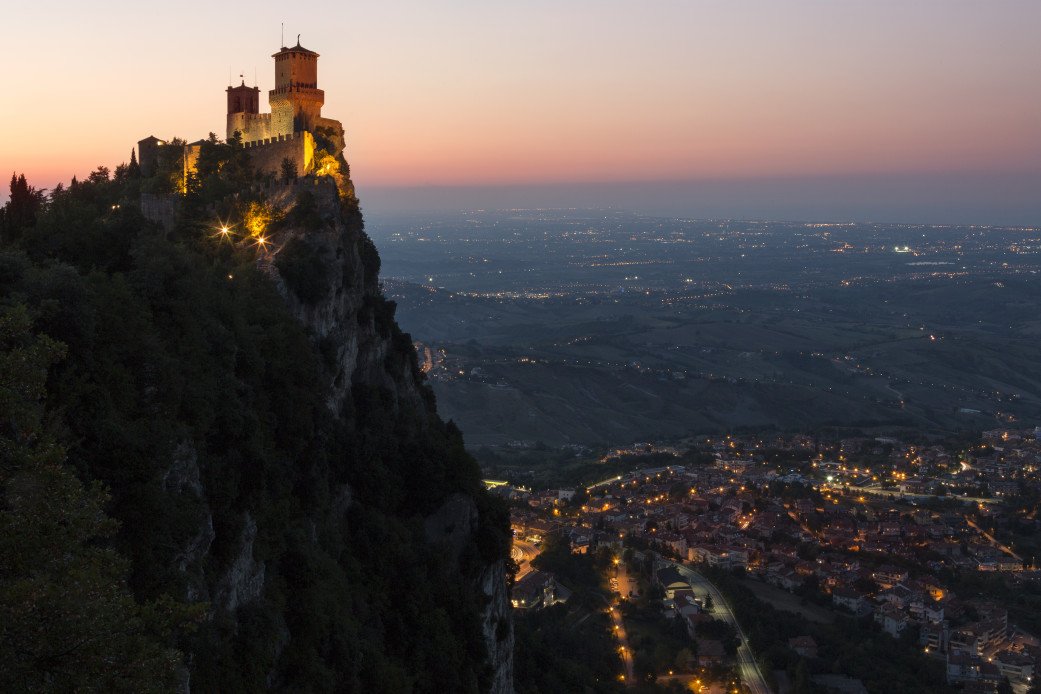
[{"left": 2, "top": 0, "right": 1039, "bottom": 223}]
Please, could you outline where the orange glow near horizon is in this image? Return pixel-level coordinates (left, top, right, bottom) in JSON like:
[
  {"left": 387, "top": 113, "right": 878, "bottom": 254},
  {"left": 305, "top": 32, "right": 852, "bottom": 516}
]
[{"left": 2, "top": 2, "right": 1040, "bottom": 202}]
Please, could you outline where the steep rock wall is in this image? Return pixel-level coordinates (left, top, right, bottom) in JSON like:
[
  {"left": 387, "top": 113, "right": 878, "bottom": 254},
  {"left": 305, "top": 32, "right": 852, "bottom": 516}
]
[{"left": 231, "top": 176, "right": 514, "bottom": 692}]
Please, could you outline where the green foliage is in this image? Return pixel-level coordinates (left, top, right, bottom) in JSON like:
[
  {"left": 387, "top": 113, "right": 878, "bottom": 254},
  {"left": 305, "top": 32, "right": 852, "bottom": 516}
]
[
  {"left": 313, "top": 125, "right": 340, "bottom": 154},
  {"left": 275, "top": 235, "right": 331, "bottom": 305},
  {"left": 619, "top": 598, "right": 693, "bottom": 680},
  {"left": 0, "top": 171, "right": 509, "bottom": 692},
  {"left": 513, "top": 545, "right": 680, "bottom": 694},
  {"left": 702, "top": 568, "right": 953, "bottom": 693},
  {"left": 280, "top": 157, "right": 298, "bottom": 183},
  {"left": 285, "top": 188, "right": 325, "bottom": 229},
  {"left": 0, "top": 173, "right": 46, "bottom": 244},
  {"left": 141, "top": 139, "right": 187, "bottom": 195},
  {"left": 23, "top": 179, "right": 142, "bottom": 274},
  {"left": 0, "top": 305, "right": 187, "bottom": 692},
  {"left": 358, "top": 232, "right": 381, "bottom": 285},
  {"left": 513, "top": 604, "right": 625, "bottom": 694},
  {"left": 530, "top": 532, "right": 604, "bottom": 600}
]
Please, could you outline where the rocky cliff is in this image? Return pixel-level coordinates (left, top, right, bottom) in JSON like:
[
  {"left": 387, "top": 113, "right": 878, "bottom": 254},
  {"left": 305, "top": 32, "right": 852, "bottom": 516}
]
[
  {"left": 4, "top": 145, "right": 514, "bottom": 692},
  {"left": 257, "top": 177, "right": 515, "bottom": 692}
]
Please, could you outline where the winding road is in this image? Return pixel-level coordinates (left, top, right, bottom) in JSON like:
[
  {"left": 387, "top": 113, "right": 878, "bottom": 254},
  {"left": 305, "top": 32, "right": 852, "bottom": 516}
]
[
  {"left": 668, "top": 561, "right": 773, "bottom": 694},
  {"left": 511, "top": 538, "right": 540, "bottom": 580},
  {"left": 965, "top": 516, "right": 1023, "bottom": 561}
]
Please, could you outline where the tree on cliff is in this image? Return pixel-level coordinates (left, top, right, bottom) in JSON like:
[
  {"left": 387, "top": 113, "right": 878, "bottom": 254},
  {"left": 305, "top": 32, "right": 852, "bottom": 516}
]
[
  {"left": 0, "top": 158, "right": 510, "bottom": 692},
  {"left": 129, "top": 148, "right": 141, "bottom": 178},
  {"left": 0, "top": 173, "right": 46, "bottom": 244},
  {"left": 281, "top": 157, "right": 298, "bottom": 182},
  {"left": 0, "top": 304, "right": 185, "bottom": 692}
]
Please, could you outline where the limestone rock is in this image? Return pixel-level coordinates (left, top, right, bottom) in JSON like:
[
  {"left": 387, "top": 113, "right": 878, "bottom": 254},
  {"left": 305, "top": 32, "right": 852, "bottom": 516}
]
[{"left": 214, "top": 513, "right": 265, "bottom": 613}]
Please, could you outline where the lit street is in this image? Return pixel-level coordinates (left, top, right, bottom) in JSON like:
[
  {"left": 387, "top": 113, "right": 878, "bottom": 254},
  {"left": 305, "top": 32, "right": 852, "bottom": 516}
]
[
  {"left": 607, "top": 602, "right": 635, "bottom": 686},
  {"left": 656, "top": 673, "right": 725, "bottom": 693},
  {"left": 965, "top": 516, "right": 1023, "bottom": 562},
  {"left": 857, "top": 485, "right": 1000, "bottom": 506},
  {"left": 615, "top": 560, "right": 639, "bottom": 600},
  {"left": 669, "top": 562, "right": 773, "bottom": 694},
  {"left": 511, "top": 538, "right": 540, "bottom": 580}
]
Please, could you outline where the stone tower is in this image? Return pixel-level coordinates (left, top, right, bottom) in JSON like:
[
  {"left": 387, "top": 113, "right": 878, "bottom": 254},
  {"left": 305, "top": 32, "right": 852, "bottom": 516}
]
[
  {"left": 227, "top": 80, "right": 260, "bottom": 115},
  {"left": 213, "top": 39, "right": 344, "bottom": 177},
  {"left": 226, "top": 80, "right": 262, "bottom": 143},
  {"left": 269, "top": 39, "right": 325, "bottom": 137}
]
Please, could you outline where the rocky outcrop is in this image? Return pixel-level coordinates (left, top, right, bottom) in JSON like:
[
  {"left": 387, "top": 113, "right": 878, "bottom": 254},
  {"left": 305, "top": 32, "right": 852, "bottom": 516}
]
[
  {"left": 260, "top": 179, "right": 431, "bottom": 420},
  {"left": 214, "top": 513, "right": 265, "bottom": 614},
  {"left": 256, "top": 177, "right": 514, "bottom": 691},
  {"left": 480, "top": 559, "right": 515, "bottom": 694},
  {"left": 152, "top": 163, "right": 513, "bottom": 689},
  {"left": 163, "top": 442, "right": 213, "bottom": 603},
  {"left": 167, "top": 445, "right": 264, "bottom": 613},
  {"left": 424, "top": 493, "right": 479, "bottom": 565}
]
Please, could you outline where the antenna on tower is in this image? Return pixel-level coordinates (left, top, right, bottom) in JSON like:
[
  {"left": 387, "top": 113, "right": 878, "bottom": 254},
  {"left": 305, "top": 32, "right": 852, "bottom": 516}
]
[
  {"left": 254, "top": 67, "right": 257, "bottom": 87},
  {"left": 281, "top": 22, "right": 285, "bottom": 48}
]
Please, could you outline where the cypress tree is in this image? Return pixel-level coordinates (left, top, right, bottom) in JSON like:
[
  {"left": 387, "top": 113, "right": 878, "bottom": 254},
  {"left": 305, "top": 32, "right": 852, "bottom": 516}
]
[
  {"left": 129, "top": 148, "right": 141, "bottom": 178},
  {"left": 0, "top": 173, "right": 45, "bottom": 244}
]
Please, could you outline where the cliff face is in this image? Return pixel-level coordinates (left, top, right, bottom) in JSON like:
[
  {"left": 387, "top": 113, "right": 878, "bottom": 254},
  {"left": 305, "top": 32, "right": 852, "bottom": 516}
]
[
  {"left": 479, "top": 560, "right": 516, "bottom": 694},
  {"left": 263, "top": 181, "right": 427, "bottom": 416},
  {"left": 191, "top": 176, "right": 515, "bottom": 691},
  {"left": 7, "top": 140, "right": 513, "bottom": 690}
]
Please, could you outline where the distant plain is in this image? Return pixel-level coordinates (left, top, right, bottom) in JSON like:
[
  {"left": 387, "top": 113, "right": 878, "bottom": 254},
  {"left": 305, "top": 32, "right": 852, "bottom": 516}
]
[{"left": 368, "top": 210, "right": 1041, "bottom": 448}]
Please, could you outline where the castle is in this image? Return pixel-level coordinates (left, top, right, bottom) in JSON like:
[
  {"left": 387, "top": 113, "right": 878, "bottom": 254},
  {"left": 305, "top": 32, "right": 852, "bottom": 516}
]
[{"left": 138, "top": 38, "right": 345, "bottom": 187}]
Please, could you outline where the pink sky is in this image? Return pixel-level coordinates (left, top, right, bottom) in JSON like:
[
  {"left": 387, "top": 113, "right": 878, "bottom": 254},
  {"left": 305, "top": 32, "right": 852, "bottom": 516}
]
[{"left": 1, "top": 1, "right": 1039, "bottom": 219}]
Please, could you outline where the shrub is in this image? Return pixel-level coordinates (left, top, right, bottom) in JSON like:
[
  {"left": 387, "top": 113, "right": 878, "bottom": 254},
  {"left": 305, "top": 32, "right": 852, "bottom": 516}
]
[{"left": 275, "top": 236, "right": 331, "bottom": 305}]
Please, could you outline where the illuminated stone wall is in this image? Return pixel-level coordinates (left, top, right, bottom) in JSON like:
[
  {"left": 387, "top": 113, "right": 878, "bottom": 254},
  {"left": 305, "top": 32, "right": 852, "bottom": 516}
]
[
  {"left": 227, "top": 112, "right": 274, "bottom": 144},
  {"left": 226, "top": 45, "right": 329, "bottom": 147},
  {"left": 268, "top": 94, "right": 295, "bottom": 140},
  {"left": 230, "top": 94, "right": 326, "bottom": 144},
  {"left": 241, "top": 131, "right": 316, "bottom": 178},
  {"left": 269, "top": 90, "right": 324, "bottom": 136},
  {"left": 268, "top": 47, "right": 325, "bottom": 137},
  {"left": 183, "top": 142, "right": 202, "bottom": 191}
]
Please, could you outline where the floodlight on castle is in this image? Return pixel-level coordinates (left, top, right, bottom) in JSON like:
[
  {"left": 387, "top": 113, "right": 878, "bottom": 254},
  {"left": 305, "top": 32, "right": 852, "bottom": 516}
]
[{"left": 137, "top": 38, "right": 345, "bottom": 189}]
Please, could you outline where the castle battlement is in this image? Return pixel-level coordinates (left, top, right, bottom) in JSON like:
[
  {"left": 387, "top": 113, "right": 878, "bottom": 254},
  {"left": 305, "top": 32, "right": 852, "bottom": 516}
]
[
  {"left": 269, "top": 84, "right": 320, "bottom": 95},
  {"left": 240, "top": 131, "right": 306, "bottom": 149},
  {"left": 226, "top": 39, "right": 333, "bottom": 149},
  {"left": 138, "top": 38, "right": 344, "bottom": 187}
]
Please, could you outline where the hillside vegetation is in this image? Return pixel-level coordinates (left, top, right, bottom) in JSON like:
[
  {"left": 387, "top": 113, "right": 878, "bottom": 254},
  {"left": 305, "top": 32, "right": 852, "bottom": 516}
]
[{"left": 0, "top": 150, "right": 510, "bottom": 693}]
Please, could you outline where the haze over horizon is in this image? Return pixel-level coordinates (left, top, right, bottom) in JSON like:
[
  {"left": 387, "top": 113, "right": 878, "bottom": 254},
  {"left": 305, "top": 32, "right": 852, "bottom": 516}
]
[{"left": 2, "top": 0, "right": 1039, "bottom": 224}]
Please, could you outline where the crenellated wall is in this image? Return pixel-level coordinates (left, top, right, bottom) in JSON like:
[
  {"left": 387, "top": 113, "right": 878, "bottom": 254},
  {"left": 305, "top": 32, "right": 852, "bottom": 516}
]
[
  {"left": 241, "top": 131, "right": 316, "bottom": 177},
  {"left": 227, "top": 112, "right": 275, "bottom": 144}
]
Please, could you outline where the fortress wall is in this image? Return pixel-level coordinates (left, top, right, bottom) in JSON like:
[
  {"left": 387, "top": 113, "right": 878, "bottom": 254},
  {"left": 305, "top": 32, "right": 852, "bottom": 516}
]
[
  {"left": 268, "top": 98, "right": 295, "bottom": 141},
  {"left": 138, "top": 138, "right": 162, "bottom": 177},
  {"left": 183, "top": 143, "right": 202, "bottom": 187},
  {"left": 228, "top": 112, "right": 274, "bottom": 144},
  {"left": 140, "top": 193, "right": 179, "bottom": 230},
  {"left": 242, "top": 131, "right": 315, "bottom": 177}
]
